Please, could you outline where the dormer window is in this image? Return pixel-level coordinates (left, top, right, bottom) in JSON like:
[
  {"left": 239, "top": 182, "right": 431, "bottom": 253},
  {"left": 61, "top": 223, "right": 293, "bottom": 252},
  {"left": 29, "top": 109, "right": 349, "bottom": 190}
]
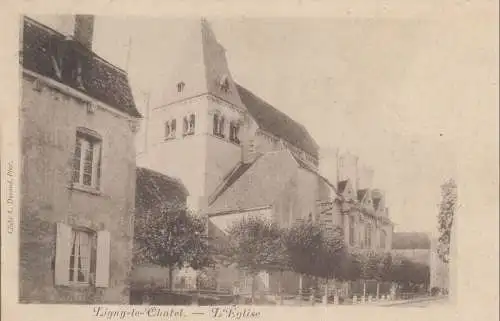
[
  {"left": 213, "top": 113, "right": 225, "bottom": 138},
  {"left": 229, "top": 121, "right": 240, "bottom": 144},
  {"left": 177, "top": 82, "right": 185, "bottom": 93},
  {"left": 164, "top": 119, "right": 177, "bottom": 140},
  {"left": 183, "top": 114, "right": 195, "bottom": 136}
]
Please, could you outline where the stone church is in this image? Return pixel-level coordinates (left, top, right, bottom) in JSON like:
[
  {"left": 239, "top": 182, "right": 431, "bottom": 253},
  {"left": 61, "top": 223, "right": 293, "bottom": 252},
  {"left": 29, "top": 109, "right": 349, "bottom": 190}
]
[{"left": 137, "top": 19, "right": 394, "bottom": 297}]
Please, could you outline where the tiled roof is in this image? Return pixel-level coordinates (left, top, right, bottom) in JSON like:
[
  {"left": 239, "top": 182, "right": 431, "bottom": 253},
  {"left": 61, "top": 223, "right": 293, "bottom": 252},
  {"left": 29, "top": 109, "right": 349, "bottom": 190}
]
[
  {"left": 392, "top": 232, "right": 431, "bottom": 250},
  {"left": 208, "top": 160, "right": 258, "bottom": 206},
  {"left": 136, "top": 167, "right": 188, "bottom": 211},
  {"left": 21, "top": 17, "right": 141, "bottom": 118},
  {"left": 235, "top": 84, "right": 319, "bottom": 159},
  {"left": 207, "top": 150, "right": 299, "bottom": 214}
]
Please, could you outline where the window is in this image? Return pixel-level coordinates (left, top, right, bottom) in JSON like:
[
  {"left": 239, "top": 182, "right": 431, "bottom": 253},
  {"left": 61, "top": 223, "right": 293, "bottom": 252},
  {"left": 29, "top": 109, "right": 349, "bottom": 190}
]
[
  {"left": 213, "top": 113, "right": 225, "bottom": 138},
  {"left": 69, "top": 229, "right": 94, "bottom": 283},
  {"left": 365, "top": 224, "right": 372, "bottom": 248},
  {"left": 164, "top": 119, "right": 177, "bottom": 140},
  {"left": 183, "top": 114, "right": 195, "bottom": 136},
  {"left": 229, "top": 121, "right": 240, "bottom": 144},
  {"left": 349, "top": 216, "right": 355, "bottom": 246},
  {"left": 72, "top": 130, "right": 102, "bottom": 190},
  {"left": 379, "top": 230, "right": 387, "bottom": 249},
  {"left": 177, "top": 81, "right": 185, "bottom": 93},
  {"left": 55, "top": 223, "right": 110, "bottom": 287}
]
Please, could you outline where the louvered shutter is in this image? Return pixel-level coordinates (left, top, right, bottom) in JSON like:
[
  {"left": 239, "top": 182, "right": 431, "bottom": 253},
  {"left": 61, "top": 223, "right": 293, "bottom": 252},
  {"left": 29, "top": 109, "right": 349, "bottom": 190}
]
[
  {"left": 55, "top": 222, "right": 72, "bottom": 286},
  {"left": 95, "top": 230, "right": 111, "bottom": 287}
]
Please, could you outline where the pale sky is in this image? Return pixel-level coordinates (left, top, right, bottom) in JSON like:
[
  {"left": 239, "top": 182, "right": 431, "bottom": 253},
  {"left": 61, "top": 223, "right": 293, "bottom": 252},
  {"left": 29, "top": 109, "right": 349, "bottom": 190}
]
[{"left": 32, "top": 15, "right": 476, "bottom": 234}]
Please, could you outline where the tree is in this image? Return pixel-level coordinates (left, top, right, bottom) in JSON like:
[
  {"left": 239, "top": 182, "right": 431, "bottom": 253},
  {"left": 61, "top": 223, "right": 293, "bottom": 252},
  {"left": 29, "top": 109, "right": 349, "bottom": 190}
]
[
  {"left": 226, "top": 216, "right": 288, "bottom": 304},
  {"left": 437, "top": 178, "right": 457, "bottom": 263},
  {"left": 285, "top": 220, "right": 325, "bottom": 299},
  {"left": 314, "top": 227, "right": 346, "bottom": 301},
  {"left": 389, "top": 255, "right": 429, "bottom": 294},
  {"left": 374, "top": 252, "right": 393, "bottom": 299},
  {"left": 134, "top": 202, "right": 214, "bottom": 291},
  {"left": 337, "top": 250, "right": 362, "bottom": 283},
  {"left": 358, "top": 250, "right": 379, "bottom": 298}
]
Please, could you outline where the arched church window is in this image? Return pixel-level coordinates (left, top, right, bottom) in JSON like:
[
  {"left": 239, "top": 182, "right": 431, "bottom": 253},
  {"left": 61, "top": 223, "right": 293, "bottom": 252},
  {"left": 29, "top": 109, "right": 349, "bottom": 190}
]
[
  {"left": 213, "top": 113, "right": 225, "bottom": 138},
  {"left": 183, "top": 117, "right": 188, "bottom": 134},
  {"left": 165, "top": 121, "right": 170, "bottom": 139},
  {"left": 213, "top": 114, "right": 219, "bottom": 135},
  {"left": 189, "top": 114, "right": 196, "bottom": 133},
  {"left": 229, "top": 121, "right": 240, "bottom": 144}
]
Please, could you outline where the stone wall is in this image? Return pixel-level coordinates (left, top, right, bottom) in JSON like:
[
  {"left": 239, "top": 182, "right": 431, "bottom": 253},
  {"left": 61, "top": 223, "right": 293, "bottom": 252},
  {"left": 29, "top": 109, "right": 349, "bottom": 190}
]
[{"left": 19, "top": 75, "right": 136, "bottom": 304}]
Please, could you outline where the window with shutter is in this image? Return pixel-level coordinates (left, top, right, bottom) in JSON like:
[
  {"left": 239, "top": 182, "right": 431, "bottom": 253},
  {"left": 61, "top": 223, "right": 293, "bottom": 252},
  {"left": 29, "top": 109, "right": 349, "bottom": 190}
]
[
  {"left": 55, "top": 222, "right": 72, "bottom": 286},
  {"left": 95, "top": 230, "right": 111, "bottom": 287},
  {"left": 55, "top": 224, "right": 98, "bottom": 286},
  {"left": 72, "top": 129, "right": 102, "bottom": 190}
]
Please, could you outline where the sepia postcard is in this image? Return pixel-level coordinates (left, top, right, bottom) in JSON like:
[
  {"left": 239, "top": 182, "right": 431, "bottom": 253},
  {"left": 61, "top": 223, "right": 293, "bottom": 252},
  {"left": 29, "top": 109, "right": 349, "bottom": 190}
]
[{"left": 1, "top": 1, "right": 498, "bottom": 321}]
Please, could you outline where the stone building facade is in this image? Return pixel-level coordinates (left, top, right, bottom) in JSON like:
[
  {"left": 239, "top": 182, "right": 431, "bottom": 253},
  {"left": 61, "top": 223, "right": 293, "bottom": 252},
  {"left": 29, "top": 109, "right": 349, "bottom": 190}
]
[
  {"left": 19, "top": 16, "right": 141, "bottom": 303},
  {"left": 136, "top": 19, "right": 394, "bottom": 298}
]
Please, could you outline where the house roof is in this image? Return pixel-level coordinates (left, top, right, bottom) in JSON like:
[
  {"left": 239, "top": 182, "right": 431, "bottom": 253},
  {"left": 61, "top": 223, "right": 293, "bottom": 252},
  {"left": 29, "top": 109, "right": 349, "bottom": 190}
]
[
  {"left": 22, "top": 17, "right": 141, "bottom": 118},
  {"left": 392, "top": 232, "right": 431, "bottom": 250},
  {"left": 136, "top": 167, "right": 188, "bottom": 211},
  {"left": 207, "top": 150, "right": 299, "bottom": 214},
  {"left": 235, "top": 84, "right": 319, "bottom": 159}
]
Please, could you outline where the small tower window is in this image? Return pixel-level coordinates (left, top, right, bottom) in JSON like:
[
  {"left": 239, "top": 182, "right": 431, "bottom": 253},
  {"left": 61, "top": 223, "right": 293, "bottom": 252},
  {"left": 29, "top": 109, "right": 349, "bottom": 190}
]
[
  {"left": 164, "top": 119, "right": 176, "bottom": 140},
  {"left": 177, "top": 82, "right": 185, "bottom": 93},
  {"left": 219, "top": 75, "right": 229, "bottom": 93},
  {"left": 183, "top": 114, "right": 195, "bottom": 136},
  {"left": 213, "top": 113, "right": 225, "bottom": 138},
  {"left": 229, "top": 121, "right": 240, "bottom": 144}
]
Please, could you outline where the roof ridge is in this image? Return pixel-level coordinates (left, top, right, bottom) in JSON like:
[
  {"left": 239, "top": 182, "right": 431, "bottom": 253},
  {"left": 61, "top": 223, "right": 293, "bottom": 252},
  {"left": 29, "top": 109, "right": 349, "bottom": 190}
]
[{"left": 235, "top": 83, "right": 304, "bottom": 130}]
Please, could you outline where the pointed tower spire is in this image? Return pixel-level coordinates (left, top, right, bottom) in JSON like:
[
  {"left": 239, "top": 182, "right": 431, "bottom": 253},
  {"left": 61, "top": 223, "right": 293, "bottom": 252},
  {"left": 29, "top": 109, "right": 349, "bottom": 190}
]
[{"left": 158, "top": 18, "right": 245, "bottom": 110}]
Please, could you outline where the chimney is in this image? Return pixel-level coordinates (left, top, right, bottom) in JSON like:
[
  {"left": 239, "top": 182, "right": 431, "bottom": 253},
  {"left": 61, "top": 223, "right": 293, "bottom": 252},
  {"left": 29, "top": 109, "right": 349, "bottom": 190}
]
[{"left": 73, "top": 15, "right": 94, "bottom": 49}]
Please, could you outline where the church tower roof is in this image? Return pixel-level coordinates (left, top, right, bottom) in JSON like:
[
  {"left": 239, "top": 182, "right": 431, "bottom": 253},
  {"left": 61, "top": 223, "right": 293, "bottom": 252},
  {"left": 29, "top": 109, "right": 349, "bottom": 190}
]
[{"left": 158, "top": 18, "right": 245, "bottom": 110}]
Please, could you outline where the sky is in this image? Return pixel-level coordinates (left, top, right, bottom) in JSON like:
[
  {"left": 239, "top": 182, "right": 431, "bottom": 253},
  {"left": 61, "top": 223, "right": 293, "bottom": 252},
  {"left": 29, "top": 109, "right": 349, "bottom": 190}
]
[{"left": 31, "top": 14, "right": 476, "bottom": 235}]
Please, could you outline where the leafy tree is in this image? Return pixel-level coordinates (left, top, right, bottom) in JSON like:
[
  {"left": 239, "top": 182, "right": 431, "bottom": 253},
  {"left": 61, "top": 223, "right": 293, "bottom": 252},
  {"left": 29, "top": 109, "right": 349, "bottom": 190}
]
[
  {"left": 226, "top": 216, "right": 288, "bottom": 304},
  {"left": 389, "top": 255, "right": 429, "bottom": 293},
  {"left": 374, "top": 252, "right": 393, "bottom": 298},
  {"left": 437, "top": 178, "right": 457, "bottom": 263},
  {"left": 358, "top": 250, "right": 379, "bottom": 297},
  {"left": 314, "top": 227, "right": 347, "bottom": 299},
  {"left": 285, "top": 220, "right": 324, "bottom": 298},
  {"left": 134, "top": 202, "right": 214, "bottom": 290},
  {"left": 337, "top": 250, "right": 362, "bottom": 282}
]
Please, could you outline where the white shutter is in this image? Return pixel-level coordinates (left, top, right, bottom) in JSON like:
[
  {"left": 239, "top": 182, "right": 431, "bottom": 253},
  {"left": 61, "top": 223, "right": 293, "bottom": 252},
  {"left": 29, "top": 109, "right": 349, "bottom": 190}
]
[
  {"left": 95, "top": 230, "right": 111, "bottom": 287},
  {"left": 55, "top": 222, "right": 72, "bottom": 286}
]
